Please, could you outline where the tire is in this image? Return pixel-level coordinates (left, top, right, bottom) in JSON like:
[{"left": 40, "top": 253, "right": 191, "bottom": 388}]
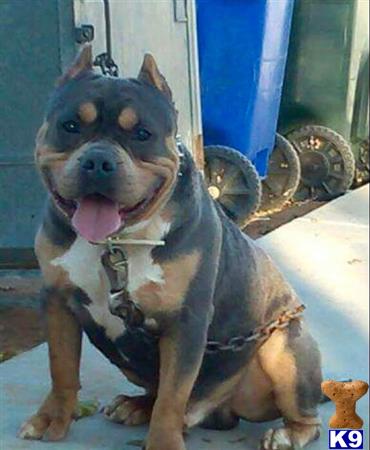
[
  {"left": 353, "top": 140, "right": 370, "bottom": 187},
  {"left": 287, "top": 125, "right": 355, "bottom": 201},
  {"left": 259, "top": 133, "right": 301, "bottom": 213},
  {"left": 203, "top": 145, "right": 262, "bottom": 227}
]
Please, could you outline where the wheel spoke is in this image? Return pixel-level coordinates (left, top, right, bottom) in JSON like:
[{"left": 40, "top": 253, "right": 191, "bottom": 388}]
[
  {"left": 328, "top": 171, "right": 344, "bottom": 180},
  {"left": 222, "top": 165, "right": 241, "bottom": 190},
  {"left": 321, "top": 181, "right": 333, "bottom": 194},
  {"left": 308, "top": 186, "right": 316, "bottom": 198},
  {"left": 320, "top": 141, "right": 332, "bottom": 153},
  {"left": 329, "top": 155, "right": 343, "bottom": 164},
  {"left": 268, "top": 166, "right": 289, "bottom": 176},
  {"left": 293, "top": 141, "right": 305, "bottom": 153},
  {"left": 222, "top": 186, "right": 251, "bottom": 196},
  {"left": 208, "top": 157, "right": 223, "bottom": 185},
  {"left": 264, "top": 178, "right": 282, "bottom": 194},
  {"left": 270, "top": 153, "right": 285, "bottom": 167}
]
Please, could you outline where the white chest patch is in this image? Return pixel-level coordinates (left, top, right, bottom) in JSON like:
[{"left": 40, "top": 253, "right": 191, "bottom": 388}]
[
  {"left": 51, "top": 237, "right": 125, "bottom": 341},
  {"left": 126, "top": 246, "right": 165, "bottom": 294},
  {"left": 51, "top": 216, "right": 171, "bottom": 338},
  {"left": 123, "top": 215, "right": 171, "bottom": 295}
]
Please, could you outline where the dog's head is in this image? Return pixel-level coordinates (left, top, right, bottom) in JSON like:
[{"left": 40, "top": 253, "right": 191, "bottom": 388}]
[{"left": 36, "top": 45, "right": 179, "bottom": 243}]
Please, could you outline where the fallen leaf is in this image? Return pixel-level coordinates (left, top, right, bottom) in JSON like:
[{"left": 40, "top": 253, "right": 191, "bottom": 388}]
[{"left": 75, "top": 399, "right": 100, "bottom": 420}]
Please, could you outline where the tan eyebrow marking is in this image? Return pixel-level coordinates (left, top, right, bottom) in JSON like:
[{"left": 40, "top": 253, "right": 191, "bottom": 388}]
[
  {"left": 118, "top": 107, "right": 138, "bottom": 130},
  {"left": 78, "top": 102, "right": 98, "bottom": 124}
]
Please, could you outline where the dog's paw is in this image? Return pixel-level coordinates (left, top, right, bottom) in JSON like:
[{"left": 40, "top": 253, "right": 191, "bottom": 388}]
[
  {"left": 19, "top": 415, "right": 72, "bottom": 441},
  {"left": 103, "top": 394, "right": 154, "bottom": 426},
  {"left": 18, "top": 390, "right": 77, "bottom": 441},
  {"left": 18, "top": 420, "right": 43, "bottom": 440},
  {"left": 260, "top": 428, "right": 296, "bottom": 450},
  {"left": 261, "top": 423, "right": 321, "bottom": 449}
]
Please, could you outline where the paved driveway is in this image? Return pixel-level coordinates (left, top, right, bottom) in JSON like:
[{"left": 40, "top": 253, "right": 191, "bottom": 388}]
[{"left": 1, "top": 186, "right": 368, "bottom": 450}]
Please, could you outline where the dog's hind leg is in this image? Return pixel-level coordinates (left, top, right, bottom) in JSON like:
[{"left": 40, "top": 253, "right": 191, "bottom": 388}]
[
  {"left": 200, "top": 404, "right": 240, "bottom": 431},
  {"left": 104, "top": 394, "right": 154, "bottom": 425},
  {"left": 230, "top": 353, "right": 281, "bottom": 424},
  {"left": 257, "top": 322, "right": 322, "bottom": 450},
  {"left": 104, "top": 368, "right": 156, "bottom": 426}
]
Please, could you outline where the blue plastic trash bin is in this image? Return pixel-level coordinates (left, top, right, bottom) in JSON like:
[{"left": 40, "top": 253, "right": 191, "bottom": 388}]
[{"left": 197, "top": 0, "right": 294, "bottom": 178}]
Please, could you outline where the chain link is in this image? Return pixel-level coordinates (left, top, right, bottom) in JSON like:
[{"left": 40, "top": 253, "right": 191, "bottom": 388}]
[
  {"left": 103, "top": 240, "right": 306, "bottom": 354},
  {"left": 115, "top": 302, "right": 306, "bottom": 354},
  {"left": 93, "top": 53, "right": 119, "bottom": 77},
  {"left": 92, "top": 0, "right": 119, "bottom": 78},
  {"left": 205, "top": 304, "right": 306, "bottom": 354}
]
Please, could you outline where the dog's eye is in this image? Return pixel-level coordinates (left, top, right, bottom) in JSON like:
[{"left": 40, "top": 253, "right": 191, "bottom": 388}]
[
  {"left": 134, "top": 128, "right": 151, "bottom": 141},
  {"left": 62, "top": 120, "right": 80, "bottom": 133}
]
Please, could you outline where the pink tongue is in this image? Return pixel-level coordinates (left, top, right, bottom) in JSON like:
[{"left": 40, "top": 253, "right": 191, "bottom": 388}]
[{"left": 72, "top": 196, "right": 122, "bottom": 242}]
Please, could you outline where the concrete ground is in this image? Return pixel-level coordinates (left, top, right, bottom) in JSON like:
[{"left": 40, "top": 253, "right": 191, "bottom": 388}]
[{"left": 1, "top": 185, "right": 369, "bottom": 450}]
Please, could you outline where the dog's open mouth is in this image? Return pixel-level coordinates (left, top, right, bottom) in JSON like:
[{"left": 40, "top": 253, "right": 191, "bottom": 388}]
[{"left": 52, "top": 182, "right": 163, "bottom": 243}]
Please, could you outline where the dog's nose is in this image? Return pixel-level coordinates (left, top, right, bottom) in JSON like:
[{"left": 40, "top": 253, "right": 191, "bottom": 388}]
[{"left": 80, "top": 149, "right": 117, "bottom": 178}]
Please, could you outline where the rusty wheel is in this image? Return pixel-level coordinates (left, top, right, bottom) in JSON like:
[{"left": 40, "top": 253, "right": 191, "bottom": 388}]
[
  {"left": 204, "top": 145, "right": 261, "bottom": 226},
  {"left": 287, "top": 125, "right": 355, "bottom": 201}
]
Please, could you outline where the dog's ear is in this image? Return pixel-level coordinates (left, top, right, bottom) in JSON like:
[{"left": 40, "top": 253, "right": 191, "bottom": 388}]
[
  {"left": 57, "top": 44, "right": 93, "bottom": 86},
  {"left": 138, "top": 54, "right": 172, "bottom": 101}
]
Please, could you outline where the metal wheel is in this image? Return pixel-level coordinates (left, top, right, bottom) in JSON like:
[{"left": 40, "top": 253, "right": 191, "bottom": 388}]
[
  {"left": 287, "top": 125, "right": 355, "bottom": 201},
  {"left": 204, "top": 145, "right": 262, "bottom": 226},
  {"left": 353, "top": 140, "right": 369, "bottom": 187},
  {"left": 260, "top": 133, "right": 301, "bottom": 213}
]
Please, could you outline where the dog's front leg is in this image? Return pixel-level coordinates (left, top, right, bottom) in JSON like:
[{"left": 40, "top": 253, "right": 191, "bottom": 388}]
[
  {"left": 19, "top": 287, "right": 82, "bottom": 441},
  {"left": 145, "top": 320, "right": 207, "bottom": 450}
]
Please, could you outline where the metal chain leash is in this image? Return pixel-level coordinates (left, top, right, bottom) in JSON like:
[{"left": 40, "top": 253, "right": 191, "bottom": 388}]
[
  {"left": 94, "top": 53, "right": 119, "bottom": 77},
  {"left": 205, "top": 304, "right": 306, "bottom": 354},
  {"left": 93, "top": 0, "right": 119, "bottom": 77},
  {"left": 102, "top": 238, "right": 306, "bottom": 354}
]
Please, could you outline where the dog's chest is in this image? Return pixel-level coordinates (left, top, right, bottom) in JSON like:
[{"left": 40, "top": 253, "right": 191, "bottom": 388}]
[
  {"left": 126, "top": 245, "right": 164, "bottom": 293},
  {"left": 51, "top": 236, "right": 164, "bottom": 339}
]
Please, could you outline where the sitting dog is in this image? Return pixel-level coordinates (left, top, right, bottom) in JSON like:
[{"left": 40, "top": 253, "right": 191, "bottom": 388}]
[{"left": 19, "top": 45, "right": 322, "bottom": 450}]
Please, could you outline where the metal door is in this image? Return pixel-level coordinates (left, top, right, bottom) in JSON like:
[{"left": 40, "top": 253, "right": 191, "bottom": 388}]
[
  {"left": 0, "top": 0, "right": 75, "bottom": 266},
  {"left": 0, "top": 0, "right": 202, "bottom": 267},
  {"left": 74, "top": 0, "right": 203, "bottom": 165}
]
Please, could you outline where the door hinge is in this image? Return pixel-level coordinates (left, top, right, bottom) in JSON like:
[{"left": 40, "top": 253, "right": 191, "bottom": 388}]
[
  {"left": 75, "top": 24, "right": 95, "bottom": 43},
  {"left": 174, "top": 0, "right": 187, "bottom": 22}
]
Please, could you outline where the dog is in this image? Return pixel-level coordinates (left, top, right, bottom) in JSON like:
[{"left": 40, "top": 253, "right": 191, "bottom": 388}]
[{"left": 19, "top": 44, "right": 323, "bottom": 450}]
